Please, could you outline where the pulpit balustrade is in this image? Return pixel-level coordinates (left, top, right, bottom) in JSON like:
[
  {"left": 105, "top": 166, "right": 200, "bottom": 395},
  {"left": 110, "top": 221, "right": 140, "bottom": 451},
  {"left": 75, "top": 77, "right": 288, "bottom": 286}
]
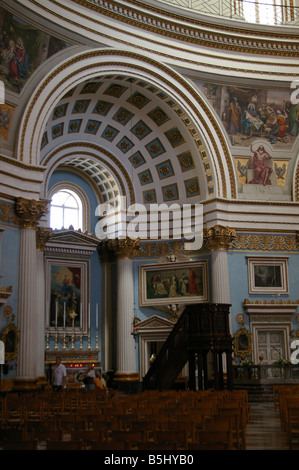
[{"left": 143, "top": 303, "right": 233, "bottom": 391}]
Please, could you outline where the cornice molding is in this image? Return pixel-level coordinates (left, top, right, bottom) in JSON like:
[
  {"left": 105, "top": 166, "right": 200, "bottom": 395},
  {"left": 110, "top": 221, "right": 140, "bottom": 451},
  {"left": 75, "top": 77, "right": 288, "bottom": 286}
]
[
  {"left": 15, "top": 0, "right": 299, "bottom": 72},
  {"left": 71, "top": 0, "right": 299, "bottom": 56}
]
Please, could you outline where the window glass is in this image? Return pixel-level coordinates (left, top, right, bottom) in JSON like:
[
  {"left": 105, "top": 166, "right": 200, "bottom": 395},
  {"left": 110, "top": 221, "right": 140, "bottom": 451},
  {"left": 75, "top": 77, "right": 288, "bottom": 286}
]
[
  {"left": 243, "top": 0, "right": 283, "bottom": 25},
  {"left": 50, "top": 189, "right": 82, "bottom": 230}
]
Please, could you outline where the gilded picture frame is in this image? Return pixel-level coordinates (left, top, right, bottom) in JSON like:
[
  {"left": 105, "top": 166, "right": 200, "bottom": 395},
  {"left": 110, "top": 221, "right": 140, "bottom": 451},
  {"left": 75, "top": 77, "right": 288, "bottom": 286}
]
[
  {"left": 46, "top": 258, "right": 89, "bottom": 332},
  {"left": 139, "top": 260, "right": 209, "bottom": 307},
  {"left": 1, "top": 321, "right": 19, "bottom": 362},
  {"left": 247, "top": 256, "right": 289, "bottom": 294},
  {"left": 234, "top": 327, "right": 252, "bottom": 359}
]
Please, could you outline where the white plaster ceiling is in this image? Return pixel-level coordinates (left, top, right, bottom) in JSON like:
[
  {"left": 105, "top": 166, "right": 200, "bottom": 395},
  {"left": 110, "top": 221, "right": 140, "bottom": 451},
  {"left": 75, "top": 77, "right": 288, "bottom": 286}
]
[{"left": 41, "top": 73, "right": 214, "bottom": 207}]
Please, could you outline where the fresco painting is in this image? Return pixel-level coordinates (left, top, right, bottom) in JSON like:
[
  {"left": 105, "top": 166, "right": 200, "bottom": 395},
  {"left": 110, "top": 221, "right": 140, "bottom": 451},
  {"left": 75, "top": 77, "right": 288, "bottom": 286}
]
[
  {"left": 0, "top": 7, "right": 69, "bottom": 93},
  {"left": 197, "top": 82, "right": 298, "bottom": 150}
]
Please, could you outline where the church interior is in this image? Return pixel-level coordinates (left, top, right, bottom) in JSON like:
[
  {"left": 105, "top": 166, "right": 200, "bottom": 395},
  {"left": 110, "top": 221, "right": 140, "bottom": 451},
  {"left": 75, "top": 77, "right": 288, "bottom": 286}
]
[{"left": 1, "top": 0, "right": 299, "bottom": 451}]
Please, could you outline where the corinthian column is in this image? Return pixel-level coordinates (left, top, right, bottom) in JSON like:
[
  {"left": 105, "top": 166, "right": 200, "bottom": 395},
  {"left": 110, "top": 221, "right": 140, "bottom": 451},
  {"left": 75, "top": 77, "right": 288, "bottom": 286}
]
[
  {"left": 204, "top": 225, "right": 236, "bottom": 389},
  {"left": 204, "top": 225, "right": 236, "bottom": 304},
  {"left": 108, "top": 238, "right": 140, "bottom": 388},
  {"left": 14, "top": 197, "right": 48, "bottom": 391},
  {"left": 36, "top": 227, "right": 52, "bottom": 382},
  {"left": 98, "top": 243, "right": 112, "bottom": 372}
]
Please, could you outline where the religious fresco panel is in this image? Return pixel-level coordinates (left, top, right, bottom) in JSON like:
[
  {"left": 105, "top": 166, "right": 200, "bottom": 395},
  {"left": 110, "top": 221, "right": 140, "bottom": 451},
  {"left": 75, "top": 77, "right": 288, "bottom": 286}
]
[
  {"left": 196, "top": 81, "right": 298, "bottom": 150},
  {"left": 0, "top": 7, "right": 70, "bottom": 94}
]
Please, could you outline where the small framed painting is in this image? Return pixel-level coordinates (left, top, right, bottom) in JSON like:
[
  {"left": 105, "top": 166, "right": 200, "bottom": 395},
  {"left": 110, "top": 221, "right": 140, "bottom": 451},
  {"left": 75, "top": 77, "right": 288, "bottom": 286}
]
[{"left": 247, "top": 256, "right": 289, "bottom": 294}]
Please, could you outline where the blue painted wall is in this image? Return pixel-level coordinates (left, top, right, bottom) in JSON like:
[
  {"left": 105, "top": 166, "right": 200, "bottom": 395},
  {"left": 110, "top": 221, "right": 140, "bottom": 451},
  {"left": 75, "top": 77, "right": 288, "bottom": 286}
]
[
  {"left": 0, "top": 210, "right": 20, "bottom": 377},
  {"left": 48, "top": 170, "right": 103, "bottom": 355}
]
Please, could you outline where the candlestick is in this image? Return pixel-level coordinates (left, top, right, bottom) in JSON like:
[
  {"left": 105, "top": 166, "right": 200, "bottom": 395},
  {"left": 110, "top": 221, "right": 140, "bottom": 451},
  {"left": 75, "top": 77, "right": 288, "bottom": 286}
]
[
  {"left": 69, "top": 310, "right": 77, "bottom": 350},
  {"left": 54, "top": 327, "right": 58, "bottom": 350},
  {"left": 45, "top": 328, "right": 50, "bottom": 350},
  {"left": 96, "top": 303, "right": 98, "bottom": 329},
  {"left": 87, "top": 326, "right": 91, "bottom": 350},
  {"left": 71, "top": 317, "right": 75, "bottom": 350},
  {"left": 62, "top": 304, "right": 66, "bottom": 349},
  {"left": 55, "top": 301, "right": 58, "bottom": 328}
]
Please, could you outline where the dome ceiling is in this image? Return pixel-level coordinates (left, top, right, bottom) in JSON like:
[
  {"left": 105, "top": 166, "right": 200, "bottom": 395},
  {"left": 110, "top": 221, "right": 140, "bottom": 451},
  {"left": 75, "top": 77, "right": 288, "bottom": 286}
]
[{"left": 40, "top": 74, "right": 214, "bottom": 207}]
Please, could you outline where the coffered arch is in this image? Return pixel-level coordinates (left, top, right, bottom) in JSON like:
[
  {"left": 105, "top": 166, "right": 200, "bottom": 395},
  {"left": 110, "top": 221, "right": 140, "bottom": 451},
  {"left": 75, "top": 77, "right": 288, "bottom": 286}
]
[{"left": 18, "top": 48, "right": 237, "bottom": 202}]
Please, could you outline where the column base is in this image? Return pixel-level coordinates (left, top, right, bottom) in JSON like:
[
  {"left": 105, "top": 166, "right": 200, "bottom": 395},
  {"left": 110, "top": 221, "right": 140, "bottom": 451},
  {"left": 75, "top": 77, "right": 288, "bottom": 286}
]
[
  {"left": 12, "top": 378, "right": 40, "bottom": 392},
  {"left": 37, "top": 375, "right": 48, "bottom": 390},
  {"left": 113, "top": 372, "right": 141, "bottom": 394},
  {"left": 114, "top": 372, "right": 140, "bottom": 382}
]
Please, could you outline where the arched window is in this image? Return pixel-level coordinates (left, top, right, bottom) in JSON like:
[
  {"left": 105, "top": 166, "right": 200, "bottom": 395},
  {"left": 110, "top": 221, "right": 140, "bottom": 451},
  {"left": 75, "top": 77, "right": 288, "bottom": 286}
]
[
  {"left": 243, "top": 0, "right": 291, "bottom": 25},
  {"left": 50, "top": 189, "right": 83, "bottom": 230}
]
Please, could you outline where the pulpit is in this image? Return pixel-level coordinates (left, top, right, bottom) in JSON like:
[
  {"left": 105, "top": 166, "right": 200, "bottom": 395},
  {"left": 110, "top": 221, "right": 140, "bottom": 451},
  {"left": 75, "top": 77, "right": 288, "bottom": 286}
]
[{"left": 143, "top": 303, "right": 233, "bottom": 391}]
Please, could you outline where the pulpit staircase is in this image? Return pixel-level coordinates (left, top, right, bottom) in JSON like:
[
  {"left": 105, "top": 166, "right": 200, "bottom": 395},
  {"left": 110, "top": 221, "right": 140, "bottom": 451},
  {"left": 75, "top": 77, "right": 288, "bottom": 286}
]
[{"left": 143, "top": 303, "right": 233, "bottom": 391}]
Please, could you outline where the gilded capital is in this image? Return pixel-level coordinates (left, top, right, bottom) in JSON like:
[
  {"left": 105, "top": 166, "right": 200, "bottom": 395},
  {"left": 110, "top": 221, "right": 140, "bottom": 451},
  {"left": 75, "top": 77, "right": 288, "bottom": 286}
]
[
  {"left": 15, "top": 197, "right": 49, "bottom": 229},
  {"left": 107, "top": 237, "right": 141, "bottom": 259},
  {"left": 36, "top": 226, "right": 53, "bottom": 251},
  {"left": 204, "top": 225, "right": 236, "bottom": 251},
  {"left": 98, "top": 240, "right": 113, "bottom": 263}
]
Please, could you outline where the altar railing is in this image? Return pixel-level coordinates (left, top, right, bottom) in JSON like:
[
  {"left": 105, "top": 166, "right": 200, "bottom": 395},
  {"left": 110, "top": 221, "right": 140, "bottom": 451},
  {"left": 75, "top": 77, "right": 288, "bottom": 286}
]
[{"left": 233, "top": 364, "right": 299, "bottom": 382}]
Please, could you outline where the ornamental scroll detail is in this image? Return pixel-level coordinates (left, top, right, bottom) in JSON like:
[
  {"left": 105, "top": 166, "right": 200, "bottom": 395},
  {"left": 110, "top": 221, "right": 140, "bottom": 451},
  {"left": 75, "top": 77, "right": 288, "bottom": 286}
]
[{"left": 232, "top": 234, "right": 299, "bottom": 252}]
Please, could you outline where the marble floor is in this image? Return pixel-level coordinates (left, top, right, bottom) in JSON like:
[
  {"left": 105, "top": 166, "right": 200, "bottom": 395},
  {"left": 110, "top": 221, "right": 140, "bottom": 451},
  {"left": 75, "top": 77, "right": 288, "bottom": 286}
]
[{"left": 246, "top": 402, "right": 289, "bottom": 450}]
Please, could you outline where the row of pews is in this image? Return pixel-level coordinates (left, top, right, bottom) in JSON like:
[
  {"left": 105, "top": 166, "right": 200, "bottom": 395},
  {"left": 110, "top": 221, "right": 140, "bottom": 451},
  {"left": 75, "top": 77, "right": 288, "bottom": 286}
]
[
  {"left": 0, "top": 388, "right": 249, "bottom": 450},
  {"left": 275, "top": 384, "right": 299, "bottom": 450}
]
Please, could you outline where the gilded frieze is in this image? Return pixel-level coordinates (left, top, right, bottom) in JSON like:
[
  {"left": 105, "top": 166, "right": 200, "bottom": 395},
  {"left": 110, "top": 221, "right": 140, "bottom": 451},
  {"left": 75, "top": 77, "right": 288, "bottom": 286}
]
[
  {"left": 233, "top": 233, "right": 299, "bottom": 252},
  {"left": 71, "top": 0, "right": 299, "bottom": 56},
  {"left": 0, "top": 201, "right": 18, "bottom": 226}
]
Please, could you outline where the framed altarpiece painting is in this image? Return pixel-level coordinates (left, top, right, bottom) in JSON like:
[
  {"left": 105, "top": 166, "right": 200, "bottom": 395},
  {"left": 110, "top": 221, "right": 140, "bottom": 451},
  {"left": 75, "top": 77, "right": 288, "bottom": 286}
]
[{"left": 45, "top": 258, "right": 89, "bottom": 333}]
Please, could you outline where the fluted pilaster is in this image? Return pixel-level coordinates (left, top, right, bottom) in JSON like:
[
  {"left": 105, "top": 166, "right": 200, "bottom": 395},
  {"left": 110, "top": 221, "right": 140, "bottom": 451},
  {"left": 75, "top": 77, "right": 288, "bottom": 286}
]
[
  {"left": 98, "top": 243, "right": 113, "bottom": 371},
  {"left": 14, "top": 198, "right": 48, "bottom": 388},
  {"left": 204, "top": 225, "right": 236, "bottom": 303},
  {"left": 36, "top": 227, "right": 52, "bottom": 379},
  {"left": 204, "top": 225, "right": 236, "bottom": 381},
  {"left": 108, "top": 238, "right": 140, "bottom": 381}
]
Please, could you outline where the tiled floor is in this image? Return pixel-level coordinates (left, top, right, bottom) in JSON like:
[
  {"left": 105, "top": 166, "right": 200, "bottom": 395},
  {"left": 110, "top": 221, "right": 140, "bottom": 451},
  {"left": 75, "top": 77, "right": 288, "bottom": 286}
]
[{"left": 246, "top": 402, "right": 289, "bottom": 450}]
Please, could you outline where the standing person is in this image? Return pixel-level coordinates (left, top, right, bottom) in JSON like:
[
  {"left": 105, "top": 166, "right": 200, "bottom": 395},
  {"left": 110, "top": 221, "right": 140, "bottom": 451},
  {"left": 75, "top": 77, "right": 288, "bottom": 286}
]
[
  {"left": 84, "top": 364, "right": 96, "bottom": 390},
  {"left": 94, "top": 371, "right": 107, "bottom": 390},
  {"left": 52, "top": 356, "right": 67, "bottom": 391}
]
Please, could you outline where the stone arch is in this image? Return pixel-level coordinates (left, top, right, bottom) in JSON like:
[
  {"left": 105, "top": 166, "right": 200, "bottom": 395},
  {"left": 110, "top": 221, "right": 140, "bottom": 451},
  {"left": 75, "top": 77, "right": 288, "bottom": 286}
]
[{"left": 17, "top": 48, "right": 237, "bottom": 200}]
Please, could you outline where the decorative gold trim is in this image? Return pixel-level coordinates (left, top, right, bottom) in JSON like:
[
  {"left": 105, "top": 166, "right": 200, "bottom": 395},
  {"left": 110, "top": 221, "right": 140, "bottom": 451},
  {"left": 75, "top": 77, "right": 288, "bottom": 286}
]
[
  {"left": 15, "top": 197, "right": 49, "bottom": 229},
  {"left": 113, "top": 372, "right": 140, "bottom": 382},
  {"left": 36, "top": 226, "right": 53, "bottom": 251},
  {"left": 106, "top": 237, "right": 141, "bottom": 259},
  {"left": 69, "top": 0, "right": 299, "bottom": 56},
  {"left": 0, "top": 285, "right": 13, "bottom": 305},
  {"left": 233, "top": 233, "right": 299, "bottom": 252},
  {"left": 12, "top": 378, "right": 39, "bottom": 392},
  {"left": 1, "top": 319, "right": 19, "bottom": 362},
  {"left": 204, "top": 225, "right": 237, "bottom": 251},
  {"left": 0, "top": 201, "right": 19, "bottom": 226},
  {"left": 234, "top": 326, "right": 252, "bottom": 359},
  {"left": 45, "top": 349, "right": 100, "bottom": 363},
  {"left": 244, "top": 298, "right": 299, "bottom": 306}
]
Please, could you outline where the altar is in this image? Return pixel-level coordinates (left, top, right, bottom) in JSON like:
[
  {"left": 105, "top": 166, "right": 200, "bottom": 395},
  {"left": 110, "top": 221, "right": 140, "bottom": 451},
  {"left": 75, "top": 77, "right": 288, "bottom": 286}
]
[{"left": 45, "top": 350, "right": 101, "bottom": 386}]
